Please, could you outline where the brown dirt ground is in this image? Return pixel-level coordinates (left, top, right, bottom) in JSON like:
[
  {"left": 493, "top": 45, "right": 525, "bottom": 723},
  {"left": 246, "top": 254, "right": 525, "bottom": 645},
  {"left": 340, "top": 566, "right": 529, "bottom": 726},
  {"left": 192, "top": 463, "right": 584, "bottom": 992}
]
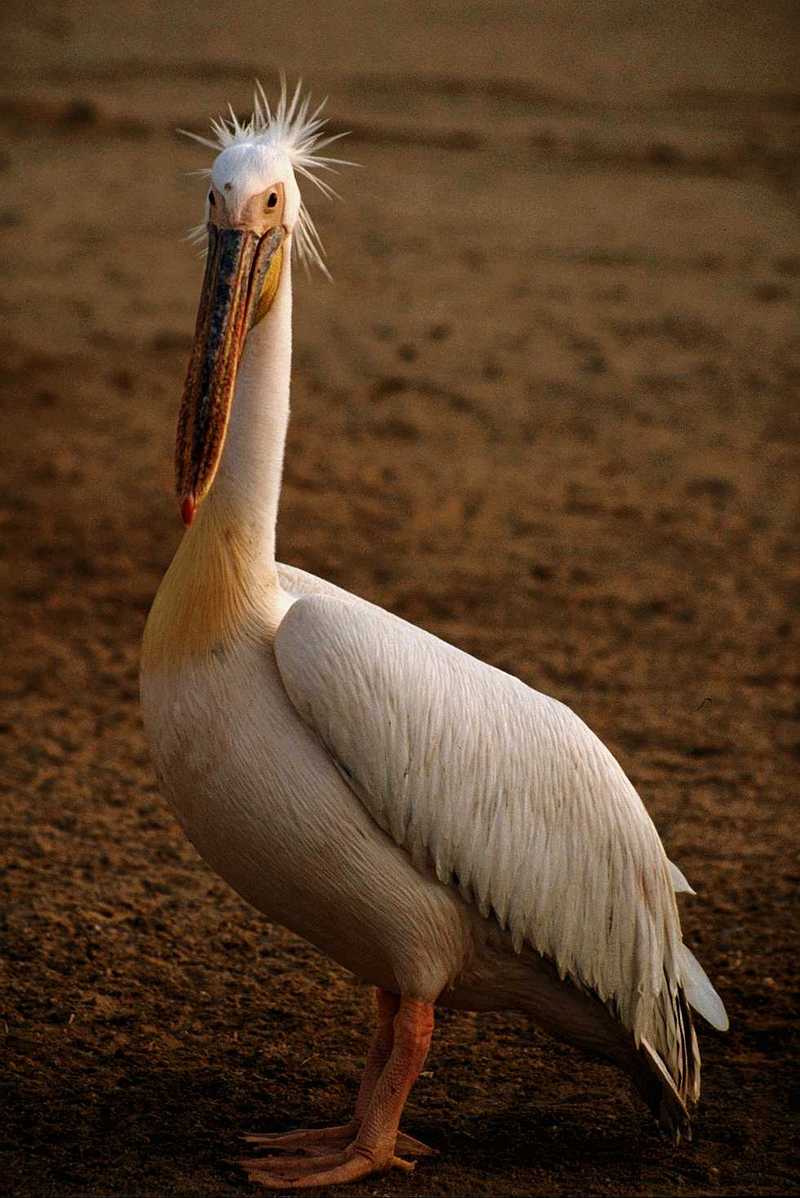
[{"left": 2, "top": 3, "right": 799, "bottom": 1195}]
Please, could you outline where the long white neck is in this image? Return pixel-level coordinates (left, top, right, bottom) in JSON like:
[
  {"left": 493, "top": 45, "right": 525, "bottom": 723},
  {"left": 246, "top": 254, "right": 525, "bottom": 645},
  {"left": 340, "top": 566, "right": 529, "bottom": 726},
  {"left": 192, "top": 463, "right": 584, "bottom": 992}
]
[{"left": 204, "top": 254, "right": 293, "bottom": 578}]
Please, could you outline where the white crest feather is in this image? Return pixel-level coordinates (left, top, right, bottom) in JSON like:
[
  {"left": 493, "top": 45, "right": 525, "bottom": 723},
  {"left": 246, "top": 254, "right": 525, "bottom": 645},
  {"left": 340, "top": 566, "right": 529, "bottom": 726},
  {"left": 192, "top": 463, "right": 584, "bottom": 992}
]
[{"left": 180, "top": 77, "right": 353, "bottom": 276}]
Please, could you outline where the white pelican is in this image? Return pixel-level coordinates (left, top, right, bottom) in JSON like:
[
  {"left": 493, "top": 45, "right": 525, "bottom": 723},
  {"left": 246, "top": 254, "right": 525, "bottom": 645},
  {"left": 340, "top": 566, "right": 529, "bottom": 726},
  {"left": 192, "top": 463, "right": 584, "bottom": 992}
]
[{"left": 140, "top": 82, "right": 728, "bottom": 1190}]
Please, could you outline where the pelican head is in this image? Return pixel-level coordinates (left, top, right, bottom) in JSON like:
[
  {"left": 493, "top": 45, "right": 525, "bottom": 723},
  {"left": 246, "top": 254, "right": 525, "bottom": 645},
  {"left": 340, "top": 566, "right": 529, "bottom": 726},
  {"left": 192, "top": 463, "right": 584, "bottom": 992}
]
[{"left": 176, "top": 81, "right": 347, "bottom": 526}]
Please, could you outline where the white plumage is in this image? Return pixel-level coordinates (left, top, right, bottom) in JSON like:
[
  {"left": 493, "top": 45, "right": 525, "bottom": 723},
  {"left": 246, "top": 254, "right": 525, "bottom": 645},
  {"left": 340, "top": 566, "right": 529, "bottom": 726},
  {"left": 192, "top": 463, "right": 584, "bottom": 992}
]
[
  {"left": 275, "top": 591, "right": 725, "bottom": 1051},
  {"left": 141, "top": 83, "right": 727, "bottom": 1190}
]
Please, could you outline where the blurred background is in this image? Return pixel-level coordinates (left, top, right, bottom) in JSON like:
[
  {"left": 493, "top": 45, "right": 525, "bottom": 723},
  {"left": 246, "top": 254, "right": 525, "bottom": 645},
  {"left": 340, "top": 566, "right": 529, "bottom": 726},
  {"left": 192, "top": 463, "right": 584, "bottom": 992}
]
[{"left": 2, "top": 2, "right": 798, "bottom": 1195}]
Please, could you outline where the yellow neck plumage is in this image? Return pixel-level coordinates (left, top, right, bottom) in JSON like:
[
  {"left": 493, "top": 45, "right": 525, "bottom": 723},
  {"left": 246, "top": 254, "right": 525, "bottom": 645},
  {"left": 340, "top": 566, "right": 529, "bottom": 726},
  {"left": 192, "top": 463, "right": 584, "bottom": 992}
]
[{"left": 253, "top": 243, "right": 285, "bottom": 327}]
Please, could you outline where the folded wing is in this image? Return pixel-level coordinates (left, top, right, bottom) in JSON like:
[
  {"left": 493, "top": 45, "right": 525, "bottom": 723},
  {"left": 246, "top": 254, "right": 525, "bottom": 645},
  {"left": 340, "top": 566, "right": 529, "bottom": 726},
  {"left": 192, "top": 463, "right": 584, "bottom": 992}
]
[{"left": 274, "top": 588, "right": 728, "bottom": 1065}]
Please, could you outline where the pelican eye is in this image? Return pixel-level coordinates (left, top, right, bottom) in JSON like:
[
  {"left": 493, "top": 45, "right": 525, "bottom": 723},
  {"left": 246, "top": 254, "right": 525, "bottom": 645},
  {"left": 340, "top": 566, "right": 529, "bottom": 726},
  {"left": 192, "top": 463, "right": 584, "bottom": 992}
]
[{"left": 266, "top": 192, "right": 278, "bottom": 209}]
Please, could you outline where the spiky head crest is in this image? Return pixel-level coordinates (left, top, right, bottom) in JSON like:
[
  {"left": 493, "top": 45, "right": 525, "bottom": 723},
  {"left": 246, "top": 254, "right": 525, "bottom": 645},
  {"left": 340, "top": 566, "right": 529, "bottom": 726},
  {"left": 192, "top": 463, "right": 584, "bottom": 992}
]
[{"left": 182, "top": 78, "right": 351, "bottom": 276}]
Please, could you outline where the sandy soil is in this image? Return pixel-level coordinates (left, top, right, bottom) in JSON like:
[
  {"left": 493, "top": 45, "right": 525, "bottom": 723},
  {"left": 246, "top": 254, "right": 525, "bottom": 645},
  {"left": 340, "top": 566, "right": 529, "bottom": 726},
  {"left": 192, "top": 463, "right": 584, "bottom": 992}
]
[{"left": 2, "top": 2, "right": 799, "bottom": 1194}]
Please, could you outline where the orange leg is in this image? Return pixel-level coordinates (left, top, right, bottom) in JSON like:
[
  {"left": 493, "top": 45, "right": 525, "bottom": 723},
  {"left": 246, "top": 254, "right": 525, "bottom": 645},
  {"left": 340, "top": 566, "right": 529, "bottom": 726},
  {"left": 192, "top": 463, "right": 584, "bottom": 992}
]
[
  {"left": 354, "top": 988, "right": 400, "bottom": 1123},
  {"left": 242, "top": 989, "right": 431, "bottom": 1159},
  {"left": 241, "top": 992, "right": 435, "bottom": 1189}
]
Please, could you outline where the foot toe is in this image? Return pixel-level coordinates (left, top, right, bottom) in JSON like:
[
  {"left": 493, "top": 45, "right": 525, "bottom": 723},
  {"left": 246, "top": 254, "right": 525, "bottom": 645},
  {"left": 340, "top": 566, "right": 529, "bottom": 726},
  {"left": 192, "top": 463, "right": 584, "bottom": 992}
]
[
  {"left": 241, "top": 1148, "right": 350, "bottom": 1176},
  {"left": 241, "top": 1122, "right": 355, "bottom": 1154},
  {"left": 246, "top": 1152, "right": 413, "bottom": 1190}
]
